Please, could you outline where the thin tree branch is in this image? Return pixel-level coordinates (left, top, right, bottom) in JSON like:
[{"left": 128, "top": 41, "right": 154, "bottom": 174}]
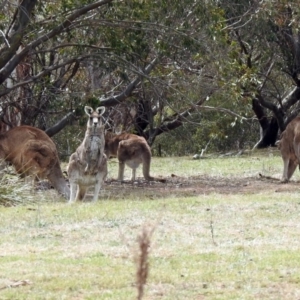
[
  {"left": 0, "top": 56, "right": 89, "bottom": 98},
  {"left": 198, "top": 105, "right": 249, "bottom": 120},
  {"left": 32, "top": 43, "right": 112, "bottom": 54},
  {"left": 0, "top": 30, "right": 10, "bottom": 47},
  {"left": 0, "top": 0, "right": 37, "bottom": 70},
  {"left": 0, "top": 0, "right": 113, "bottom": 84},
  {"left": 99, "top": 57, "right": 158, "bottom": 107}
]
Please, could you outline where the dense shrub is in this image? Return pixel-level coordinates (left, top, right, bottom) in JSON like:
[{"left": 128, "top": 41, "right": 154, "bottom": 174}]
[{"left": 153, "top": 113, "right": 259, "bottom": 156}]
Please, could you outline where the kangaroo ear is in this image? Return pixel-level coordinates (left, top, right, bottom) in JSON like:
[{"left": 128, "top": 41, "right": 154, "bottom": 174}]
[
  {"left": 84, "top": 106, "right": 93, "bottom": 116},
  {"left": 96, "top": 106, "right": 106, "bottom": 116}
]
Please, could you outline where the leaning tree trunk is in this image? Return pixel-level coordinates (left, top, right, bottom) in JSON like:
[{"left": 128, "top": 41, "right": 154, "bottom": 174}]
[
  {"left": 45, "top": 111, "right": 76, "bottom": 137},
  {"left": 253, "top": 116, "right": 279, "bottom": 149},
  {"left": 252, "top": 98, "right": 279, "bottom": 149},
  {"left": 253, "top": 86, "right": 300, "bottom": 148}
]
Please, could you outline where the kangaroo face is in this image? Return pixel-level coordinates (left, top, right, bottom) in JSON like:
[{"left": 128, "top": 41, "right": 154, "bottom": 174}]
[{"left": 84, "top": 106, "right": 105, "bottom": 129}]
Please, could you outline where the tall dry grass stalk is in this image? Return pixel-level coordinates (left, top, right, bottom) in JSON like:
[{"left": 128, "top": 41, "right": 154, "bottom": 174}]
[{"left": 136, "top": 225, "right": 155, "bottom": 300}]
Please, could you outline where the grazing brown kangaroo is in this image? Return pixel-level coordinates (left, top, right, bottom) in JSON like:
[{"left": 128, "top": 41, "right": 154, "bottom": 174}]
[
  {"left": 105, "top": 131, "right": 165, "bottom": 182},
  {"left": 0, "top": 125, "right": 70, "bottom": 199},
  {"left": 67, "top": 106, "right": 107, "bottom": 203}
]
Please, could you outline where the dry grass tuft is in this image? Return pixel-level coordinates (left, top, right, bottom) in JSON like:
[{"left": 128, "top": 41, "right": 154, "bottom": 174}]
[
  {"left": 0, "top": 174, "right": 35, "bottom": 206},
  {"left": 0, "top": 279, "right": 32, "bottom": 290},
  {"left": 0, "top": 167, "right": 62, "bottom": 206},
  {"left": 136, "top": 225, "right": 156, "bottom": 300}
]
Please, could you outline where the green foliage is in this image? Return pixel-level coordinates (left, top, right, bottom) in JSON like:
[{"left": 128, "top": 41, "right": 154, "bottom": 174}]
[
  {"left": 3, "top": 0, "right": 300, "bottom": 154},
  {"left": 154, "top": 113, "right": 258, "bottom": 156},
  {"left": 52, "top": 124, "right": 85, "bottom": 161}
]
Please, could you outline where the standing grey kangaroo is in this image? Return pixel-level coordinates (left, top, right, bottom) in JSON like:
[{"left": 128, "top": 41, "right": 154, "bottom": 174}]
[{"left": 67, "top": 106, "right": 107, "bottom": 203}]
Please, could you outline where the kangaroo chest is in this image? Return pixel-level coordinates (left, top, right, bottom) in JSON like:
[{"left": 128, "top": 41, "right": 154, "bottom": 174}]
[{"left": 85, "top": 135, "right": 103, "bottom": 161}]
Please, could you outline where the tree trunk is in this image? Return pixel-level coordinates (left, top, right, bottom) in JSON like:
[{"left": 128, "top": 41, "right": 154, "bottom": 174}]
[
  {"left": 252, "top": 98, "right": 279, "bottom": 149},
  {"left": 45, "top": 111, "right": 76, "bottom": 137},
  {"left": 253, "top": 116, "right": 279, "bottom": 149}
]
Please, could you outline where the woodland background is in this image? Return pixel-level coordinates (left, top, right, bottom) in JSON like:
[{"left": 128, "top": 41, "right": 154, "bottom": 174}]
[{"left": 1, "top": 0, "right": 300, "bottom": 158}]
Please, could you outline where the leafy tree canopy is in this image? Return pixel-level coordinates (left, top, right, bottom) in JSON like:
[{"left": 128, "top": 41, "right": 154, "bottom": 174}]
[{"left": 1, "top": 0, "right": 300, "bottom": 155}]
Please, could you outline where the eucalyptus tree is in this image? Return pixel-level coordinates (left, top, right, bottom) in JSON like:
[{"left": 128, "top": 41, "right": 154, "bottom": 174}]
[
  {"left": 0, "top": 0, "right": 114, "bottom": 134},
  {"left": 86, "top": 0, "right": 219, "bottom": 145},
  {"left": 4, "top": 0, "right": 290, "bottom": 154},
  {"left": 212, "top": 0, "right": 300, "bottom": 148},
  {"left": 0, "top": 0, "right": 220, "bottom": 149}
]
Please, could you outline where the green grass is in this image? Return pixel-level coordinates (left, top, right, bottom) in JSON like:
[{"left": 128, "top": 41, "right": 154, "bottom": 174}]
[{"left": 1, "top": 149, "right": 300, "bottom": 299}]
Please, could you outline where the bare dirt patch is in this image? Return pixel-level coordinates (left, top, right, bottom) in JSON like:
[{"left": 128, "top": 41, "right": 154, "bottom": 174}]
[{"left": 104, "top": 173, "right": 300, "bottom": 199}]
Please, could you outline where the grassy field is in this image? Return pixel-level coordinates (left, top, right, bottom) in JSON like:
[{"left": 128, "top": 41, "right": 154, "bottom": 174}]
[{"left": 1, "top": 148, "right": 300, "bottom": 299}]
